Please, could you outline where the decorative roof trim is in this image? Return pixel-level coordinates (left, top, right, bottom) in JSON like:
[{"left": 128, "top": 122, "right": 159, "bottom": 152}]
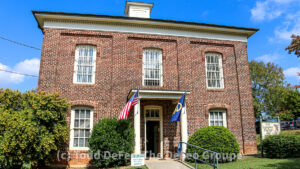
[{"left": 32, "top": 11, "right": 258, "bottom": 38}]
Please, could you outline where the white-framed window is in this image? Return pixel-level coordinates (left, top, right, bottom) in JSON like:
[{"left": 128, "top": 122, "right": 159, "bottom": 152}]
[
  {"left": 205, "top": 53, "right": 224, "bottom": 89},
  {"left": 209, "top": 110, "right": 227, "bottom": 127},
  {"left": 73, "top": 45, "right": 97, "bottom": 84},
  {"left": 143, "top": 49, "right": 163, "bottom": 86},
  {"left": 70, "top": 107, "right": 93, "bottom": 150}
]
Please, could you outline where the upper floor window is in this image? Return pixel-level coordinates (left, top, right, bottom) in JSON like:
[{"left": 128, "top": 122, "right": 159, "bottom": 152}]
[
  {"left": 209, "top": 110, "right": 227, "bottom": 127},
  {"left": 73, "top": 45, "right": 96, "bottom": 84},
  {"left": 205, "top": 53, "right": 224, "bottom": 89},
  {"left": 70, "top": 107, "right": 93, "bottom": 150},
  {"left": 143, "top": 49, "right": 163, "bottom": 86}
]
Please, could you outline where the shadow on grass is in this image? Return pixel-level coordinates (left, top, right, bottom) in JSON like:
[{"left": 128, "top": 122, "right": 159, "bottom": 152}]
[{"left": 263, "top": 158, "right": 300, "bottom": 169}]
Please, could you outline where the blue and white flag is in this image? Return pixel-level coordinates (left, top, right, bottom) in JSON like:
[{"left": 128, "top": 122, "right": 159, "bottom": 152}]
[{"left": 170, "top": 93, "right": 186, "bottom": 122}]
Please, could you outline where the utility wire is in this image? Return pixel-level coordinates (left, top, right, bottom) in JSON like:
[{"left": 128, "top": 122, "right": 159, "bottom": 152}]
[
  {"left": 0, "top": 35, "right": 41, "bottom": 51},
  {"left": 0, "top": 69, "right": 38, "bottom": 77}
]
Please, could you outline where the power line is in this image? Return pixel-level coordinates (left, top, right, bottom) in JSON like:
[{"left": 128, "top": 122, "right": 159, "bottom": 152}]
[
  {"left": 0, "top": 69, "right": 38, "bottom": 77},
  {"left": 0, "top": 35, "right": 41, "bottom": 51}
]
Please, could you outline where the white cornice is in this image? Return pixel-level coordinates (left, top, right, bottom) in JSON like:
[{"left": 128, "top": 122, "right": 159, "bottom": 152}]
[
  {"left": 34, "top": 12, "right": 258, "bottom": 42},
  {"left": 43, "top": 20, "right": 249, "bottom": 42},
  {"left": 128, "top": 89, "right": 190, "bottom": 100}
]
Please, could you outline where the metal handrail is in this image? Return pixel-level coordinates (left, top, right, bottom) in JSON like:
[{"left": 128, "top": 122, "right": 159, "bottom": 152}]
[{"left": 179, "top": 141, "right": 219, "bottom": 169}]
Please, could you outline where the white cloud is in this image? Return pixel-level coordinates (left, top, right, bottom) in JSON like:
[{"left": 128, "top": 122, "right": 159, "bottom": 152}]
[
  {"left": 251, "top": 0, "right": 300, "bottom": 41},
  {"left": 250, "top": 0, "right": 295, "bottom": 21},
  {"left": 0, "top": 58, "right": 40, "bottom": 86},
  {"left": 14, "top": 58, "right": 40, "bottom": 75},
  {"left": 274, "top": 14, "right": 300, "bottom": 40},
  {"left": 284, "top": 66, "right": 300, "bottom": 80},
  {"left": 256, "top": 54, "right": 279, "bottom": 63}
]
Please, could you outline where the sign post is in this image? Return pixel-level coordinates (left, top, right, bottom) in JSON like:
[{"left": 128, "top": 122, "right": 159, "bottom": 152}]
[
  {"left": 131, "top": 154, "right": 145, "bottom": 167},
  {"left": 260, "top": 116, "right": 281, "bottom": 157}
]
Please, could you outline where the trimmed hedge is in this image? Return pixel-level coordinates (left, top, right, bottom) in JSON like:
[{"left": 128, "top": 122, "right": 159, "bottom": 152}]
[
  {"left": 88, "top": 118, "right": 134, "bottom": 168},
  {"left": 187, "top": 126, "right": 240, "bottom": 163},
  {"left": 262, "top": 135, "right": 300, "bottom": 158}
]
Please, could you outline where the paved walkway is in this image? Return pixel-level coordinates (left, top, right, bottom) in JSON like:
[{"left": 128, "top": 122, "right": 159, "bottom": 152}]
[{"left": 145, "top": 159, "right": 191, "bottom": 169}]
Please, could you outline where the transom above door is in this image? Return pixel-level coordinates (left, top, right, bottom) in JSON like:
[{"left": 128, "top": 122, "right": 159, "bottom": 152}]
[{"left": 145, "top": 108, "right": 160, "bottom": 119}]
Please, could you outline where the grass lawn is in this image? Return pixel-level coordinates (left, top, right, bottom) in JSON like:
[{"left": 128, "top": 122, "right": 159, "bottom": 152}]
[
  {"left": 122, "top": 165, "right": 148, "bottom": 169},
  {"left": 186, "top": 156, "right": 300, "bottom": 169},
  {"left": 281, "top": 129, "right": 300, "bottom": 135}
]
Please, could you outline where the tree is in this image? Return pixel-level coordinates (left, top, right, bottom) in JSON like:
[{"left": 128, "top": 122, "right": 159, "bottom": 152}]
[
  {"left": 286, "top": 34, "right": 300, "bottom": 58},
  {"left": 280, "top": 89, "right": 300, "bottom": 119},
  {"left": 0, "top": 89, "right": 70, "bottom": 169},
  {"left": 249, "top": 61, "right": 285, "bottom": 118}
]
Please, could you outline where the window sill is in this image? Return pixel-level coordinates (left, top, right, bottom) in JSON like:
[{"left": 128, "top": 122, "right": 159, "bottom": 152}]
[
  {"left": 206, "top": 88, "right": 225, "bottom": 92},
  {"left": 69, "top": 147, "right": 89, "bottom": 151},
  {"left": 72, "top": 83, "right": 95, "bottom": 87}
]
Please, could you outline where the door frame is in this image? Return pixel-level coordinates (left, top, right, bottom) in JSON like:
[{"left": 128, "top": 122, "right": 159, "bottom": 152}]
[{"left": 144, "top": 105, "right": 163, "bottom": 158}]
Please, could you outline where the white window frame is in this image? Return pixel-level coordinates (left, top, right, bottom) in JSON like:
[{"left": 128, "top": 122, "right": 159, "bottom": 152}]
[
  {"left": 69, "top": 107, "right": 94, "bottom": 150},
  {"left": 208, "top": 109, "right": 227, "bottom": 127},
  {"left": 73, "top": 45, "right": 97, "bottom": 84},
  {"left": 205, "top": 53, "right": 224, "bottom": 89},
  {"left": 142, "top": 49, "right": 163, "bottom": 87}
]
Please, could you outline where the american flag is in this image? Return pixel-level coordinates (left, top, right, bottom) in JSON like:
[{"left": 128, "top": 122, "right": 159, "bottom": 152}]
[{"left": 118, "top": 90, "right": 139, "bottom": 120}]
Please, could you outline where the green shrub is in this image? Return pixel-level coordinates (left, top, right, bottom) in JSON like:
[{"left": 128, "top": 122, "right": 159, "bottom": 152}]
[
  {"left": 0, "top": 89, "right": 69, "bottom": 169},
  {"left": 262, "top": 135, "right": 300, "bottom": 158},
  {"left": 88, "top": 118, "right": 134, "bottom": 168},
  {"left": 187, "top": 126, "right": 240, "bottom": 163}
]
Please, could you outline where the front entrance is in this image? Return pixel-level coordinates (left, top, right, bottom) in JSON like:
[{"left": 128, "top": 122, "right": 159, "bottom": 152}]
[
  {"left": 146, "top": 121, "right": 160, "bottom": 157},
  {"left": 144, "top": 106, "right": 163, "bottom": 158}
]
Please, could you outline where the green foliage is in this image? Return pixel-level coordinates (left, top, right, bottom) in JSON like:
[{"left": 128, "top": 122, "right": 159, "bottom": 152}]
[
  {"left": 286, "top": 34, "right": 300, "bottom": 58},
  {"left": 279, "top": 110, "right": 295, "bottom": 121},
  {"left": 262, "top": 135, "right": 300, "bottom": 158},
  {"left": 280, "top": 89, "right": 300, "bottom": 119},
  {"left": 187, "top": 126, "right": 240, "bottom": 163},
  {"left": 88, "top": 118, "right": 134, "bottom": 168},
  {"left": 249, "top": 61, "right": 286, "bottom": 118},
  {"left": 0, "top": 89, "right": 70, "bottom": 169}
]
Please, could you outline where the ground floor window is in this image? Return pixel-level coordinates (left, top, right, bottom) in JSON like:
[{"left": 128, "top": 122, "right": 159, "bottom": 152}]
[
  {"left": 209, "top": 110, "right": 227, "bottom": 127},
  {"left": 70, "top": 107, "right": 93, "bottom": 150}
]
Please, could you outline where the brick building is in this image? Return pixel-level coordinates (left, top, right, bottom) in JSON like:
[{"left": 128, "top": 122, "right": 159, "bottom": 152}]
[{"left": 33, "top": 1, "right": 258, "bottom": 167}]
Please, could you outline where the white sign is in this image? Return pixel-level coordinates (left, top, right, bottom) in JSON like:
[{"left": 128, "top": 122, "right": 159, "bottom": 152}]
[
  {"left": 131, "top": 154, "right": 145, "bottom": 166},
  {"left": 261, "top": 122, "right": 280, "bottom": 140}
]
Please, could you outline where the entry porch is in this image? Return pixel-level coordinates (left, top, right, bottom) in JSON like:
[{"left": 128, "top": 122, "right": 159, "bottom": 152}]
[{"left": 128, "top": 89, "right": 190, "bottom": 158}]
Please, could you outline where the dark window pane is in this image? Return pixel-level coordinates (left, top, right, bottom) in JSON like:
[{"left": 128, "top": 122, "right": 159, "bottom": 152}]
[
  {"left": 85, "top": 130, "right": 90, "bottom": 137},
  {"left": 156, "top": 110, "right": 159, "bottom": 117},
  {"left": 74, "top": 120, "right": 79, "bottom": 128},
  {"left": 79, "top": 138, "right": 84, "bottom": 147},
  {"left": 86, "top": 110, "right": 90, "bottom": 118},
  {"left": 80, "top": 110, "right": 85, "bottom": 118},
  {"left": 75, "top": 110, "right": 79, "bottom": 118},
  {"left": 74, "top": 129, "right": 79, "bottom": 137},
  {"left": 80, "top": 120, "right": 85, "bottom": 128},
  {"left": 85, "top": 138, "right": 89, "bottom": 147},
  {"left": 74, "top": 138, "right": 78, "bottom": 147},
  {"left": 80, "top": 129, "right": 84, "bottom": 137}
]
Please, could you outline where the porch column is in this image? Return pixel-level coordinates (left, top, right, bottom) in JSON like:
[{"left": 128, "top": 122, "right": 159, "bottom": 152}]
[
  {"left": 134, "top": 100, "right": 141, "bottom": 154},
  {"left": 181, "top": 103, "right": 188, "bottom": 159}
]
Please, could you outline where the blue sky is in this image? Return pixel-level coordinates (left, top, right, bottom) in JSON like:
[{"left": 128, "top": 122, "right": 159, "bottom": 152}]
[{"left": 0, "top": 0, "right": 299, "bottom": 92}]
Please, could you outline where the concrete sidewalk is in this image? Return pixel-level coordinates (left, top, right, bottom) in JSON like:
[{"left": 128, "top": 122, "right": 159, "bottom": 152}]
[{"left": 145, "top": 159, "right": 192, "bottom": 169}]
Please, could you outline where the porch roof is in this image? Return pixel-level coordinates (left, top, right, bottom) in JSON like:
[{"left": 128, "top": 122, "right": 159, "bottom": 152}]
[{"left": 127, "top": 89, "right": 190, "bottom": 100}]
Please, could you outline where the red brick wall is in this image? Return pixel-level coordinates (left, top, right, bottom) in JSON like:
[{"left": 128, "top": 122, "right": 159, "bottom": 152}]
[{"left": 38, "top": 28, "right": 257, "bottom": 165}]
